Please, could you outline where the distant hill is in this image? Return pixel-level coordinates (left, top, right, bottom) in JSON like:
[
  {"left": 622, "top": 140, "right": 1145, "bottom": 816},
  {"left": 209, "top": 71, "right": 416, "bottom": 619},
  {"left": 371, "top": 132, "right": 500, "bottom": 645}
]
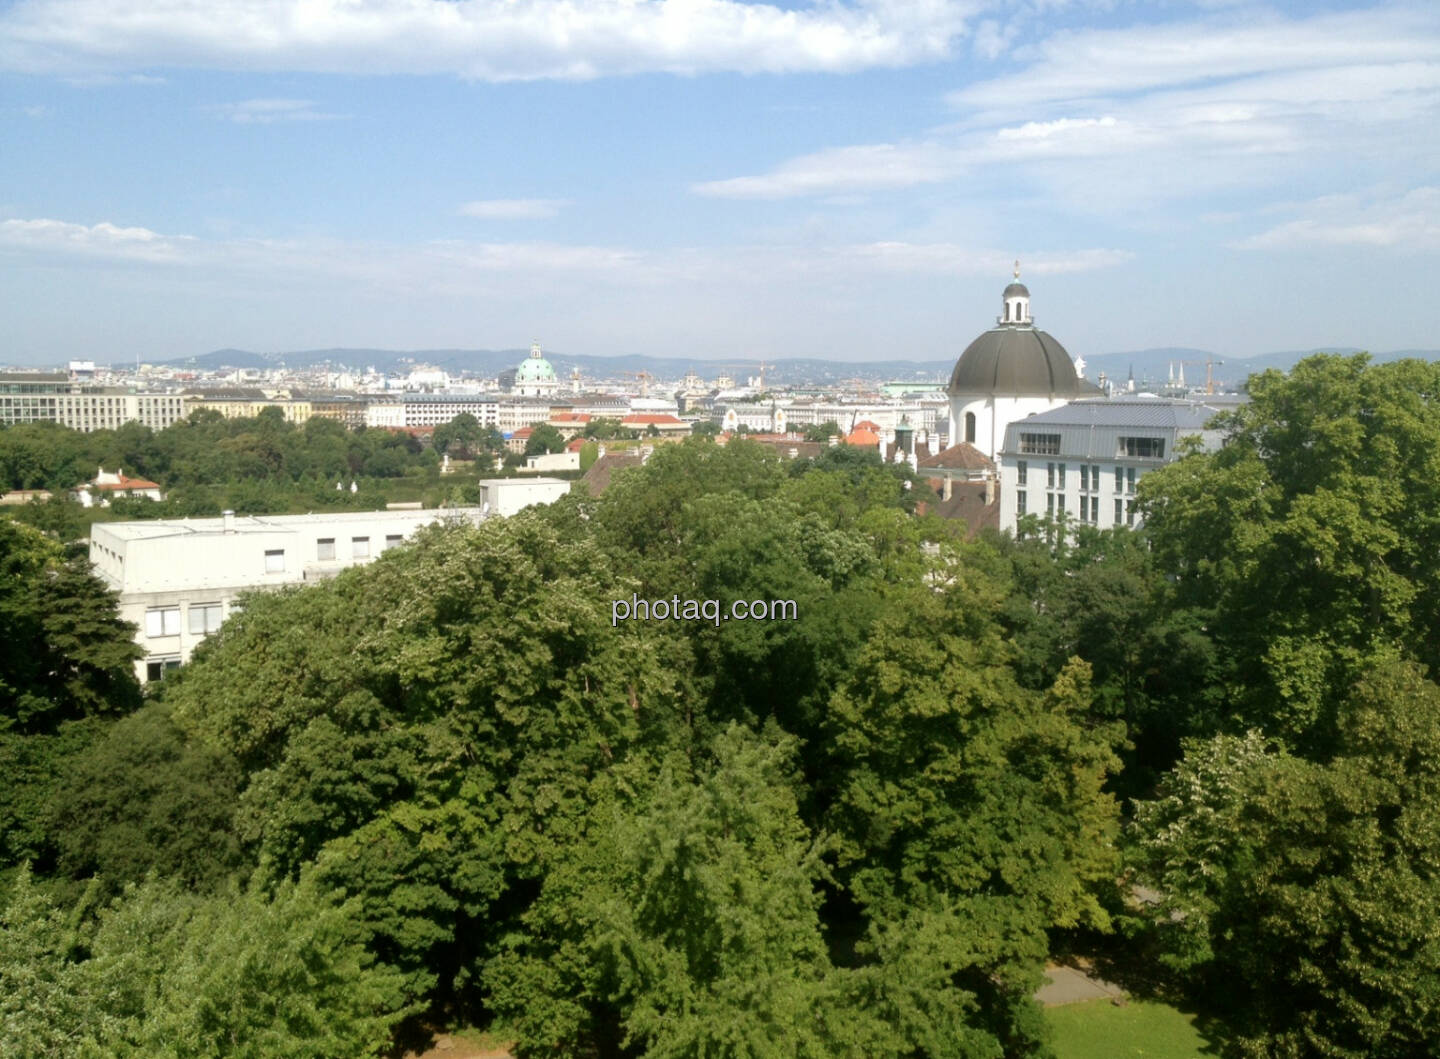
[{"left": 11, "top": 344, "right": 1440, "bottom": 389}]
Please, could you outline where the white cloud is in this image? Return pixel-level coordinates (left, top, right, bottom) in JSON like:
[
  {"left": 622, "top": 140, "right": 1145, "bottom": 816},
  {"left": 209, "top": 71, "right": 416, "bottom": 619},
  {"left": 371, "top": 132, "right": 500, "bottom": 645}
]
[
  {"left": 0, "top": 217, "right": 194, "bottom": 262},
  {"left": 0, "top": 215, "right": 1130, "bottom": 290},
  {"left": 1233, "top": 188, "right": 1440, "bottom": 251},
  {"left": 458, "top": 199, "right": 571, "bottom": 220},
  {"left": 947, "top": 7, "right": 1440, "bottom": 112},
  {"left": 205, "top": 98, "right": 344, "bottom": 124},
  {"left": 693, "top": 6, "right": 1440, "bottom": 208},
  {"left": 0, "top": 0, "right": 977, "bottom": 79},
  {"left": 694, "top": 142, "right": 959, "bottom": 199}
]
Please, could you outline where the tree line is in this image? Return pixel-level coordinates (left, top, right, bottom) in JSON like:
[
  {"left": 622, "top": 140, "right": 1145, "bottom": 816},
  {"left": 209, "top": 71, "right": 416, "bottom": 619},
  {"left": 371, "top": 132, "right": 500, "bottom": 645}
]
[{"left": 3, "top": 353, "right": 1440, "bottom": 1057}]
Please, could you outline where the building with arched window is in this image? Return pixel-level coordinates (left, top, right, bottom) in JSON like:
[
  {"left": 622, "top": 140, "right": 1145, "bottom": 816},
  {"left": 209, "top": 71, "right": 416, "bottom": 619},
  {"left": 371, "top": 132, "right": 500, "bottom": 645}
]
[{"left": 946, "top": 265, "right": 1093, "bottom": 460}]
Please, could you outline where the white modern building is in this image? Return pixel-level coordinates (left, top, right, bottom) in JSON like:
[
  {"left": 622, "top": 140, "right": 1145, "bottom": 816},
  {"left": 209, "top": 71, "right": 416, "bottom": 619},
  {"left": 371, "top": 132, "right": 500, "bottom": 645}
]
[
  {"left": 997, "top": 397, "right": 1227, "bottom": 534},
  {"left": 91, "top": 507, "right": 487, "bottom": 682},
  {"left": 401, "top": 393, "right": 500, "bottom": 428},
  {"left": 522, "top": 451, "right": 581, "bottom": 473},
  {"left": 0, "top": 373, "right": 188, "bottom": 432},
  {"left": 947, "top": 266, "right": 1098, "bottom": 461},
  {"left": 476, "top": 477, "right": 571, "bottom": 516}
]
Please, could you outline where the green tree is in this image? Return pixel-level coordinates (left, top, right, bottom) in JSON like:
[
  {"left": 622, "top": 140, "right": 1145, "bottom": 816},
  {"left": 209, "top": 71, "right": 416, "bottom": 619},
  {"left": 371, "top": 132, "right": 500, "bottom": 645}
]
[
  {"left": 802, "top": 420, "right": 840, "bottom": 443},
  {"left": 0, "top": 868, "right": 411, "bottom": 1059},
  {"left": 0, "top": 520, "right": 141, "bottom": 734},
  {"left": 487, "top": 726, "right": 891, "bottom": 1058},
  {"left": 48, "top": 702, "right": 243, "bottom": 891},
  {"left": 823, "top": 583, "right": 1123, "bottom": 1056},
  {"left": 524, "top": 423, "right": 567, "bottom": 457},
  {"left": 1133, "top": 662, "right": 1440, "bottom": 1056},
  {"left": 1140, "top": 354, "right": 1440, "bottom": 749}
]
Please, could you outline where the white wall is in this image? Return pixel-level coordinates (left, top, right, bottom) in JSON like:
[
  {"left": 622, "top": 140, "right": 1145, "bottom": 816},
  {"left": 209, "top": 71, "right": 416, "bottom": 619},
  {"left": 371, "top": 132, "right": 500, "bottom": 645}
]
[
  {"left": 91, "top": 508, "right": 486, "bottom": 682},
  {"left": 476, "top": 478, "right": 571, "bottom": 516}
]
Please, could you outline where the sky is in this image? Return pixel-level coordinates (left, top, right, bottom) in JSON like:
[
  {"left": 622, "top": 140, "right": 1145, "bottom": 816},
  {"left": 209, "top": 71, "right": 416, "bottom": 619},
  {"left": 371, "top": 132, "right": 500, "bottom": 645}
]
[{"left": 1, "top": 0, "right": 1437, "bottom": 365}]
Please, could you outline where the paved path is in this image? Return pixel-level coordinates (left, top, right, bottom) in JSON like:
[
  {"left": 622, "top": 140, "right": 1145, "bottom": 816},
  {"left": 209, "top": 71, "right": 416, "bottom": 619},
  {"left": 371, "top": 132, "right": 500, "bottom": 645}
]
[{"left": 1035, "top": 961, "right": 1127, "bottom": 1007}]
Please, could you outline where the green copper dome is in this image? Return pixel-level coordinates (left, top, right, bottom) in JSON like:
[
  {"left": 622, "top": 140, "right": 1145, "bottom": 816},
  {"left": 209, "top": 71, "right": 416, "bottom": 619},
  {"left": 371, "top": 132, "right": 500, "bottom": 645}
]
[{"left": 515, "top": 341, "right": 558, "bottom": 385}]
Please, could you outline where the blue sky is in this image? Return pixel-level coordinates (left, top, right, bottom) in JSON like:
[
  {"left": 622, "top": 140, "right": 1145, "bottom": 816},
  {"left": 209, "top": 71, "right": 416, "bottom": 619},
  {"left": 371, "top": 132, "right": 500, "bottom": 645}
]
[{"left": 1, "top": 0, "right": 1437, "bottom": 365}]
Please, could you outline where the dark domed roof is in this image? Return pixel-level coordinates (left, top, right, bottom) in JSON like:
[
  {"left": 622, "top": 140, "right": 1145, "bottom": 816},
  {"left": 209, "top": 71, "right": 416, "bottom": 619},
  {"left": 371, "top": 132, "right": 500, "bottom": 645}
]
[
  {"left": 947, "top": 327, "right": 1081, "bottom": 397},
  {"left": 1003, "top": 282, "right": 1030, "bottom": 298}
]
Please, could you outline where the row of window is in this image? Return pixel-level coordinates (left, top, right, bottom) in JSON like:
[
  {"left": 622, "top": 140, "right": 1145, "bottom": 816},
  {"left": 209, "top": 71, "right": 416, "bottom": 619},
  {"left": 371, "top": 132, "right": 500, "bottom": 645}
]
[
  {"left": 263, "top": 534, "right": 407, "bottom": 573},
  {"left": 144, "top": 600, "right": 225, "bottom": 639},
  {"left": 1014, "top": 493, "right": 1138, "bottom": 526},
  {"left": 1017, "top": 461, "right": 1138, "bottom": 493},
  {"left": 1017, "top": 433, "right": 1167, "bottom": 459}
]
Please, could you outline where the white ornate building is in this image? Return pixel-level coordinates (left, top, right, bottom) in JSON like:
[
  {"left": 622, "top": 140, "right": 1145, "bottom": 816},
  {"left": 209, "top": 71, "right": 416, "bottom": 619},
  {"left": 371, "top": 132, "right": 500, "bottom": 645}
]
[
  {"left": 947, "top": 265, "right": 1093, "bottom": 461},
  {"left": 511, "top": 341, "right": 561, "bottom": 398}
]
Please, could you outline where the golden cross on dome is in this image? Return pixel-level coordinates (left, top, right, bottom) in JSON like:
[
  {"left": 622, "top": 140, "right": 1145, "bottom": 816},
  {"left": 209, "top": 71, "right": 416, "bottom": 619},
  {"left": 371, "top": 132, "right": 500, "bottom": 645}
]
[{"left": 1013, "top": 259, "right": 1021, "bottom": 280}]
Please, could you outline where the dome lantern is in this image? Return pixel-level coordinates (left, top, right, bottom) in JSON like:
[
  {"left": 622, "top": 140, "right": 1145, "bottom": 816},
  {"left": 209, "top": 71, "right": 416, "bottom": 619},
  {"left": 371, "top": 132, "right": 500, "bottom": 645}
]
[{"left": 1000, "top": 260, "right": 1031, "bottom": 325}]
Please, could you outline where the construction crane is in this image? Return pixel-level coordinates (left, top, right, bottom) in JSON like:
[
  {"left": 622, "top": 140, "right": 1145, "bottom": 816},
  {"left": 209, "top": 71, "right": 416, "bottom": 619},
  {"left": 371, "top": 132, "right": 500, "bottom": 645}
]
[
  {"left": 620, "top": 370, "right": 653, "bottom": 398},
  {"left": 1169, "top": 357, "right": 1225, "bottom": 395}
]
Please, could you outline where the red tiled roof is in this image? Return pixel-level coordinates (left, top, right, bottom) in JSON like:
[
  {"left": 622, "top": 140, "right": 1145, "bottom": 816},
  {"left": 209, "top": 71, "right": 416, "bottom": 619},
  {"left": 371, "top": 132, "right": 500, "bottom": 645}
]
[
  {"left": 565, "top": 438, "right": 587, "bottom": 452},
  {"left": 852, "top": 419, "right": 883, "bottom": 432},
  {"left": 94, "top": 473, "right": 161, "bottom": 491},
  {"left": 512, "top": 426, "right": 534, "bottom": 438},
  {"left": 845, "top": 428, "right": 881, "bottom": 447},
  {"left": 551, "top": 412, "right": 592, "bottom": 423},
  {"left": 918, "top": 442, "right": 994, "bottom": 472}
]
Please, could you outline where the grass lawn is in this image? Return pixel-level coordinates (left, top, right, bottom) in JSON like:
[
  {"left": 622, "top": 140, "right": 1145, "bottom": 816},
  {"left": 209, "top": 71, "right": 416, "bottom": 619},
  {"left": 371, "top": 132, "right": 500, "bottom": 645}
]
[{"left": 1048, "top": 998, "right": 1215, "bottom": 1059}]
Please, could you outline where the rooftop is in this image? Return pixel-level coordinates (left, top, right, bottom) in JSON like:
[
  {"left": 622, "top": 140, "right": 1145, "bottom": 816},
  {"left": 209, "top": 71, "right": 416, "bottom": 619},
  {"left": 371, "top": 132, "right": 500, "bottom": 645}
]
[
  {"left": 1014, "top": 397, "right": 1229, "bottom": 430},
  {"left": 92, "top": 507, "right": 487, "bottom": 542}
]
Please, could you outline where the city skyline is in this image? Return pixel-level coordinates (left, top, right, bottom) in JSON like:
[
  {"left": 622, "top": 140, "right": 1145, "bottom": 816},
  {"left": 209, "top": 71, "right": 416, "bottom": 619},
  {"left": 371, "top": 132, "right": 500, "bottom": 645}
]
[{"left": 3, "top": 0, "right": 1437, "bottom": 362}]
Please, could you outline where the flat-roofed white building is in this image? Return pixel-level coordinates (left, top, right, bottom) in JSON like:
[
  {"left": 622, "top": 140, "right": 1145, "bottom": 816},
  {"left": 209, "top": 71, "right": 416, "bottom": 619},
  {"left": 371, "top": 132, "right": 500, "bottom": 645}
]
[
  {"left": 401, "top": 394, "right": 500, "bottom": 427},
  {"left": 997, "top": 397, "right": 1228, "bottom": 534},
  {"left": 91, "top": 507, "right": 486, "bottom": 683},
  {"left": 476, "top": 477, "right": 571, "bottom": 516}
]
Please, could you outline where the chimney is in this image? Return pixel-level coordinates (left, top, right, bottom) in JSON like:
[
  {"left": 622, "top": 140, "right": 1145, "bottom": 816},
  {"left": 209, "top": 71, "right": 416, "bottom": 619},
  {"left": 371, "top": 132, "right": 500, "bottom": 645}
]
[
  {"left": 984, "top": 476, "right": 996, "bottom": 505},
  {"left": 223, "top": 509, "right": 235, "bottom": 533}
]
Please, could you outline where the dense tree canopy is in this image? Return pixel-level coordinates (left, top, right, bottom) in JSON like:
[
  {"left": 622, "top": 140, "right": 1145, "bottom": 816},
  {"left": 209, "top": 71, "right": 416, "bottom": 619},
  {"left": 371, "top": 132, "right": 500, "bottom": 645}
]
[{"left": 8, "top": 356, "right": 1440, "bottom": 1057}]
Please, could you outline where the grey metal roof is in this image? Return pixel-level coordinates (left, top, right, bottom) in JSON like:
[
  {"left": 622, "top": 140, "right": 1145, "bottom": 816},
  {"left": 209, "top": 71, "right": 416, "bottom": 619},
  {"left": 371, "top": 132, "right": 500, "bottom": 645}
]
[
  {"left": 947, "top": 327, "right": 1081, "bottom": 398},
  {"left": 997, "top": 397, "right": 1230, "bottom": 461},
  {"left": 1012, "top": 397, "right": 1224, "bottom": 430},
  {"left": 1003, "top": 282, "right": 1030, "bottom": 298}
]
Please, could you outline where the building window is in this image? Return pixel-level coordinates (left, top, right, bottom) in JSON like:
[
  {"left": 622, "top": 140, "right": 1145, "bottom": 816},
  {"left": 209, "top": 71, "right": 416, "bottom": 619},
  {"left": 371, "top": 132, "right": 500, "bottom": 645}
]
[
  {"left": 1080, "top": 465, "right": 1089, "bottom": 492},
  {"left": 384, "top": 534, "right": 403, "bottom": 551},
  {"left": 188, "top": 602, "right": 224, "bottom": 635},
  {"left": 1017, "top": 490, "right": 1027, "bottom": 515},
  {"left": 1119, "top": 436, "right": 1166, "bottom": 459},
  {"left": 352, "top": 536, "right": 370, "bottom": 558},
  {"left": 1020, "top": 433, "right": 1061, "bottom": 456},
  {"left": 1127, "top": 467, "right": 1137, "bottom": 493},
  {"left": 965, "top": 412, "right": 976, "bottom": 444},
  {"left": 1090, "top": 465, "right": 1100, "bottom": 489},
  {"left": 145, "top": 658, "right": 181, "bottom": 682},
  {"left": 317, "top": 537, "right": 336, "bottom": 560},
  {"left": 1047, "top": 462, "right": 1056, "bottom": 488},
  {"left": 1114, "top": 498, "right": 1123, "bottom": 524},
  {"left": 1046, "top": 493, "right": 1055, "bottom": 515},
  {"left": 1056, "top": 494, "right": 1066, "bottom": 515},
  {"left": 1115, "top": 465, "right": 1124, "bottom": 491},
  {"left": 264, "top": 549, "right": 285, "bottom": 573},
  {"left": 1017, "top": 460, "right": 1027, "bottom": 486},
  {"left": 1057, "top": 463, "right": 1066, "bottom": 488},
  {"left": 1127, "top": 500, "right": 1136, "bottom": 527},
  {"left": 144, "top": 606, "right": 181, "bottom": 637}
]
